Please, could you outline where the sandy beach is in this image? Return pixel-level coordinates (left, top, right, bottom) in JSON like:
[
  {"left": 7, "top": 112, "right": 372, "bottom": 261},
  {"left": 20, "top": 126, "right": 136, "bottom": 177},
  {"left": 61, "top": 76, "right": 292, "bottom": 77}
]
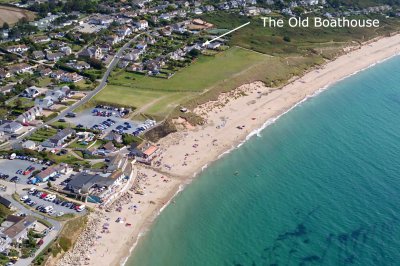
[{"left": 57, "top": 34, "right": 400, "bottom": 266}]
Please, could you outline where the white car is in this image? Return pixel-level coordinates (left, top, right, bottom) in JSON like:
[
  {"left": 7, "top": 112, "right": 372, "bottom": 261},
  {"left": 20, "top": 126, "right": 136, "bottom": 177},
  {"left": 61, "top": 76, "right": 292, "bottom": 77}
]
[
  {"left": 44, "top": 206, "right": 53, "bottom": 213},
  {"left": 48, "top": 195, "right": 56, "bottom": 202},
  {"left": 76, "top": 204, "right": 86, "bottom": 212},
  {"left": 57, "top": 211, "right": 64, "bottom": 217},
  {"left": 20, "top": 195, "right": 28, "bottom": 201},
  {"left": 44, "top": 194, "right": 56, "bottom": 201}
]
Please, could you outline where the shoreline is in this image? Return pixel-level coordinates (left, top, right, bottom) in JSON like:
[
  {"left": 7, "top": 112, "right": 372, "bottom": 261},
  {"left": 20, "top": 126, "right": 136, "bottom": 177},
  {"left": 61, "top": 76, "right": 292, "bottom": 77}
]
[{"left": 57, "top": 33, "right": 400, "bottom": 266}]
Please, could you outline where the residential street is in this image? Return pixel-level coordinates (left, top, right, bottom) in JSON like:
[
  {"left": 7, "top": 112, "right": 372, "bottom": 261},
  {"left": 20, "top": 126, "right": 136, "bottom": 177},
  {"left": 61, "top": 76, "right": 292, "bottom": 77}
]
[{"left": 0, "top": 34, "right": 142, "bottom": 150}]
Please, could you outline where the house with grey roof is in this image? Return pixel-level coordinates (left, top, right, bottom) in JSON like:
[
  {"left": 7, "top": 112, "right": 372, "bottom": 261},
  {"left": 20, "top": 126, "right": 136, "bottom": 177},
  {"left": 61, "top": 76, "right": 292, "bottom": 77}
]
[
  {"left": 35, "top": 96, "right": 54, "bottom": 109},
  {"left": 46, "top": 51, "right": 64, "bottom": 62},
  {"left": 21, "top": 86, "right": 41, "bottom": 98},
  {"left": 0, "top": 215, "right": 37, "bottom": 252},
  {"left": 0, "top": 121, "right": 23, "bottom": 134},
  {"left": 45, "top": 86, "right": 70, "bottom": 102},
  {"left": 32, "top": 50, "right": 45, "bottom": 60},
  {"left": 41, "top": 128, "right": 75, "bottom": 148},
  {"left": 67, "top": 171, "right": 125, "bottom": 201}
]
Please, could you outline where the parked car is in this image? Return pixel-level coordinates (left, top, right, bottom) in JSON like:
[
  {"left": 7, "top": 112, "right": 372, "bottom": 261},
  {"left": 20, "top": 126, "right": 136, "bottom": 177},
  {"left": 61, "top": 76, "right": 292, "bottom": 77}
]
[
  {"left": 75, "top": 205, "right": 86, "bottom": 212},
  {"left": 20, "top": 195, "right": 28, "bottom": 201}
]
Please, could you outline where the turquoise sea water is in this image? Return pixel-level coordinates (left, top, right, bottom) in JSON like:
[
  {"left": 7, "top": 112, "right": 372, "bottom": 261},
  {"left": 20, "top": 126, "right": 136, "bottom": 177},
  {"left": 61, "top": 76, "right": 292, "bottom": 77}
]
[{"left": 127, "top": 56, "right": 400, "bottom": 266}]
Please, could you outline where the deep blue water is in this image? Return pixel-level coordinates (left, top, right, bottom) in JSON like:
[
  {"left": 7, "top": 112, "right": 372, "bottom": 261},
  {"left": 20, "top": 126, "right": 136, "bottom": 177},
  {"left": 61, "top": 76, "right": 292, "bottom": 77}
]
[{"left": 127, "top": 56, "right": 400, "bottom": 266}]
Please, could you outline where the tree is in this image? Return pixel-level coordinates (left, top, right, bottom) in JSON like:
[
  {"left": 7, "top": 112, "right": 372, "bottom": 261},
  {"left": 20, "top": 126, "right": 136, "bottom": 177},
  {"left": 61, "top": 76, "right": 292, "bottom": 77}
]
[
  {"left": 87, "top": 58, "right": 104, "bottom": 70},
  {"left": 293, "top": 7, "right": 304, "bottom": 16},
  {"left": 2, "top": 22, "right": 9, "bottom": 30},
  {"left": 15, "top": 98, "right": 22, "bottom": 109},
  {"left": 189, "top": 49, "right": 201, "bottom": 58},
  {"left": 47, "top": 181, "right": 52, "bottom": 188},
  {"left": 283, "top": 36, "right": 291, "bottom": 42}
]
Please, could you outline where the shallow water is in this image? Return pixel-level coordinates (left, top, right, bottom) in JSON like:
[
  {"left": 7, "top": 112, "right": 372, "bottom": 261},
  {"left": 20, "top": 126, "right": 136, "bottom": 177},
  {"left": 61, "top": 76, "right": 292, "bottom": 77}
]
[{"left": 127, "top": 56, "right": 400, "bottom": 266}]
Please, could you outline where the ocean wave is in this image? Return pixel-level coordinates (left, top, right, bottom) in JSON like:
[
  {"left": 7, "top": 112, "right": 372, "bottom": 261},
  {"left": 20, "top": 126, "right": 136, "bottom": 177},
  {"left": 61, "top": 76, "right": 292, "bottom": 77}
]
[
  {"left": 121, "top": 182, "right": 186, "bottom": 266},
  {"left": 120, "top": 52, "right": 400, "bottom": 266}
]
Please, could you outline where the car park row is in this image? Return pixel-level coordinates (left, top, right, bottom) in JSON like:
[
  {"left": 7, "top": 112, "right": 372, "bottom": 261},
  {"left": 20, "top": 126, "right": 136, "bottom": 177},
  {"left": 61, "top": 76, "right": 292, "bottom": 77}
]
[{"left": 18, "top": 188, "right": 86, "bottom": 216}]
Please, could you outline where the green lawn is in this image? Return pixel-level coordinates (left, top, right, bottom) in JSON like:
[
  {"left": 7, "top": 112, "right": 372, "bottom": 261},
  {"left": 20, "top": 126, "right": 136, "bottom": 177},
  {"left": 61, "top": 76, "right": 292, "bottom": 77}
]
[
  {"left": 37, "top": 77, "right": 52, "bottom": 87},
  {"left": 47, "top": 152, "right": 89, "bottom": 167},
  {"left": 68, "top": 139, "right": 95, "bottom": 150},
  {"left": 51, "top": 121, "right": 75, "bottom": 129},
  {"left": 27, "top": 128, "right": 57, "bottom": 142},
  {"left": 92, "top": 162, "right": 107, "bottom": 169},
  {"left": 7, "top": 97, "right": 35, "bottom": 109},
  {"left": 93, "top": 47, "right": 268, "bottom": 118}
]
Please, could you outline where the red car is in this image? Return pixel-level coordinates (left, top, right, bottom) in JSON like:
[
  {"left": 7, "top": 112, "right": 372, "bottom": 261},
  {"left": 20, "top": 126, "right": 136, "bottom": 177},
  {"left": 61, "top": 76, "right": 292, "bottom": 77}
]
[{"left": 40, "top": 193, "right": 48, "bottom": 199}]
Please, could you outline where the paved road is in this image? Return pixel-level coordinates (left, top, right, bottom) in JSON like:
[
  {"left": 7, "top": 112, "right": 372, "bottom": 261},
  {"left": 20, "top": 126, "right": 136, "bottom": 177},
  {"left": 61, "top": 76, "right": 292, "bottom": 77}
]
[
  {"left": 0, "top": 34, "right": 142, "bottom": 150},
  {"left": 6, "top": 196, "right": 61, "bottom": 266}
]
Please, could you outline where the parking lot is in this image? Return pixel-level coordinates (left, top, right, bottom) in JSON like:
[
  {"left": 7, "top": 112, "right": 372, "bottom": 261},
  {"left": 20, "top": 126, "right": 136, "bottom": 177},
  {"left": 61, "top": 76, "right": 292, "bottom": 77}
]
[
  {"left": 75, "top": 22, "right": 106, "bottom": 33},
  {"left": 18, "top": 188, "right": 86, "bottom": 217},
  {"left": 65, "top": 107, "right": 142, "bottom": 135},
  {"left": 0, "top": 159, "right": 47, "bottom": 185},
  {"left": 0, "top": 157, "right": 75, "bottom": 186}
]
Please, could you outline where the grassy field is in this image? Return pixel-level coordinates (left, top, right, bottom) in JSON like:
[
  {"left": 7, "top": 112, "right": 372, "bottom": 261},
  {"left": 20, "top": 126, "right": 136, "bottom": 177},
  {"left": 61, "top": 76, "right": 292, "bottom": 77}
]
[
  {"left": 0, "top": 4, "right": 35, "bottom": 27},
  {"left": 201, "top": 13, "right": 400, "bottom": 57},
  {"left": 83, "top": 13, "right": 400, "bottom": 123},
  {"left": 93, "top": 47, "right": 268, "bottom": 118}
]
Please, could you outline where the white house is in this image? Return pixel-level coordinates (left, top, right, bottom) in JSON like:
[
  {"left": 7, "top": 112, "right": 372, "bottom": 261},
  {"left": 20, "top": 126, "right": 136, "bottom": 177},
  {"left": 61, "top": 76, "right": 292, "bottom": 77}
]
[
  {"left": 60, "top": 73, "right": 83, "bottom": 83},
  {"left": 115, "top": 26, "right": 132, "bottom": 37},
  {"left": 207, "top": 42, "right": 222, "bottom": 50},
  {"left": 135, "top": 20, "right": 149, "bottom": 30},
  {"left": 22, "top": 140, "right": 36, "bottom": 150},
  {"left": 6, "top": 45, "right": 29, "bottom": 54},
  {"left": 17, "top": 106, "right": 43, "bottom": 123},
  {"left": 67, "top": 61, "right": 91, "bottom": 70},
  {"left": 60, "top": 46, "right": 72, "bottom": 55},
  {"left": 0, "top": 215, "right": 37, "bottom": 252},
  {"left": 35, "top": 96, "right": 54, "bottom": 109}
]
